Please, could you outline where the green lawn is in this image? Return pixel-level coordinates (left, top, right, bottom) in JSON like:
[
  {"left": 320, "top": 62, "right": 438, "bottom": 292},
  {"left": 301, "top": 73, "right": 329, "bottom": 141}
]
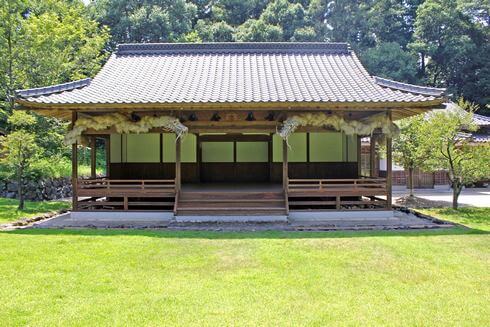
[
  {"left": 421, "top": 207, "right": 490, "bottom": 231},
  {"left": 0, "top": 208, "right": 489, "bottom": 326},
  {"left": 0, "top": 198, "right": 70, "bottom": 224}
]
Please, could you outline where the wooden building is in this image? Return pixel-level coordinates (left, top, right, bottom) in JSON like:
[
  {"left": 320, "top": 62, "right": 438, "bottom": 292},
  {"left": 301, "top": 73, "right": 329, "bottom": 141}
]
[{"left": 15, "top": 43, "right": 446, "bottom": 220}]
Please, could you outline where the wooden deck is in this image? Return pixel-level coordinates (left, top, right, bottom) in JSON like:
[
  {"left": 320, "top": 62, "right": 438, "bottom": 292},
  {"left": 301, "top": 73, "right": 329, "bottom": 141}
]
[
  {"left": 287, "top": 178, "right": 388, "bottom": 210},
  {"left": 76, "top": 179, "right": 176, "bottom": 211},
  {"left": 74, "top": 178, "right": 388, "bottom": 213}
]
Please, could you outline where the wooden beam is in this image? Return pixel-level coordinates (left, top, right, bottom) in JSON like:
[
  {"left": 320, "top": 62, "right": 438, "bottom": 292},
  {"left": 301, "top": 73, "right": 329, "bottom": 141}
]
[
  {"left": 386, "top": 113, "right": 393, "bottom": 209},
  {"left": 282, "top": 139, "right": 288, "bottom": 192},
  {"left": 199, "top": 134, "right": 271, "bottom": 142},
  {"left": 175, "top": 136, "right": 181, "bottom": 192},
  {"left": 90, "top": 136, "right": 96, "bottom": 178},
  {"left": 71, "top": 111, "right": 78, "bottom": 211}
]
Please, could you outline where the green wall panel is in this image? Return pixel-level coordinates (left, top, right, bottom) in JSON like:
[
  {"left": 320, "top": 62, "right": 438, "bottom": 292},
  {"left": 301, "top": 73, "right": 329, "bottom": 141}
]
[
  {"left": 202, "top": 142, "right": 234, "bottom": 162},
  {"left": 273, "top": 133, "right": 307, "bottom": 162},
  {"left": 126, "top": 133, "right": 160, "bottom": 163},
  {"left": 163, "top": 134, "right": 196, "bottom": 163},
  {"left": 110, "top": 134, "right": 122, "bottom": 163},
  {"left": 236, "top": 142, "right": 268, "bottom": 162},
  {"left": 272, "top": 135, "right": 282, "bottom": 162},
  {"left": 309, "top": 132, "right": 343, "bottom": 162},
  {"left": 346, "top": 134, "right": 358, "bottom": 162}
]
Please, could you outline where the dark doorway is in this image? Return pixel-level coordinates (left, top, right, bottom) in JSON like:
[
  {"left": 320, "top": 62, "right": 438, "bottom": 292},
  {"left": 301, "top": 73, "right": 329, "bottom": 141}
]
[{"left": 198, "top": 134, "right": 271, "bottom": 183}]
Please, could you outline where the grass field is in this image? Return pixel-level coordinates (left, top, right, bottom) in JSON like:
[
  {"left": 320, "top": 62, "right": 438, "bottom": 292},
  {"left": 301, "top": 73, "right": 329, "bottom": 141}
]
[
  {"left": 0, "top": 198, "right": 70, "bottom": 224},
  {"left": 0, "top": 207, "right": 489, "bottom": 326},
  {"left": 421, "top": 207, "right": 490, "bottom": 231}
]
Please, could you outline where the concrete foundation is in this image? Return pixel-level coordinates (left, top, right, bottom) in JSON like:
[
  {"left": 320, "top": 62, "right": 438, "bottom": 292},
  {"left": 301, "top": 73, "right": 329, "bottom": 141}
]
[
  {"left": 175, "top": 215, "right": 288, "bottom": 223},
  {"left": 70, "top": 211, "right": 173, "bottom": 220},
  {"left": 289, "top": 210, "right": 395, "bottom": 222}
]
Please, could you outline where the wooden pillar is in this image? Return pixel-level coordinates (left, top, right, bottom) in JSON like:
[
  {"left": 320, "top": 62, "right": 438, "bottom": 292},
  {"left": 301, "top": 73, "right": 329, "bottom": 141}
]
[
  {"left": 282, "top": 139, "right": 288, "bottom": 192},
  {"left": 357, "top": 135, "right": 361, "bottom": 177},
  {"left": 386, "top": 114, "right": 393, "bottom": 209},
  {"left": 105, "top": 136, "right": 110, "bottom": 177},
  {"left": 71, "top": 112, "right": 78, "bottom": 211},
  {"left": 370, "top": 135, "right": 377, "bottom": 177},
  {"left": 175, "top": 136, "right": 181, "bottom": 192},
  {"left": 90, "top": 136, "right": 96, "bottom": 178}
]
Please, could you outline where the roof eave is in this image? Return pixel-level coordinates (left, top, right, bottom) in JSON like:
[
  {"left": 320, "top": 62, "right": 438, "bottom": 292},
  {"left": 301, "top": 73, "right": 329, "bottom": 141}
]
[
  {"left": 15, "top": 78, "right": 91, "bottom": 99},
  {"left": 15, "top": 98, "right": 445, "bottom": 111},
  {"left": 374, "top": 76, "right": 446, "bottom": 97}
]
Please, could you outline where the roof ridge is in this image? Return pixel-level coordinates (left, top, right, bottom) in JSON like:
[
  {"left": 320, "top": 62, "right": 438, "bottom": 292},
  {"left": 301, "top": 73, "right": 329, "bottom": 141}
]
[
  {"left": 374, "top": 76, "right": 445, "bottom": 97},
  {"left": 116, "top": 42, "right": 351, "bottom": 56},
  {"left": 16, "top": 78, "right": 91, "bottom": 98}
]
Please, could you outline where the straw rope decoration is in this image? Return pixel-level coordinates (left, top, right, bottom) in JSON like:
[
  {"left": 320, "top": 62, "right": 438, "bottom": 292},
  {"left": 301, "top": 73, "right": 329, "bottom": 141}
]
[
  {"left": 64, "top": 113, "right": 188, "bottom": 145},
  {"left": 277, "top": 113, "right": 399, "bottom": 143}
]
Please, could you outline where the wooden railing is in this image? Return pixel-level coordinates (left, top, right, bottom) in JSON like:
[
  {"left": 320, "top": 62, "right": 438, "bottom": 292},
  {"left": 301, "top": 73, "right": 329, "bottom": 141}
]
[
  {"left": 78, "top": 179, "right": 175, "bottom": 191},
  {"left": 76, "top": 179, "right": 176, "bottom": 211},
  {"left": 288, "top": 178, "right": 386, "bottom": 192},
  {"left": 287, "top": 178, "right": 388, "bottom": 210}
]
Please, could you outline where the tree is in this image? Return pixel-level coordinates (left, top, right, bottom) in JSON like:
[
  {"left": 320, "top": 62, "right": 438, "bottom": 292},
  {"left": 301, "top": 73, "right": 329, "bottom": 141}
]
[
  {"left": 0, "top": 112, "right": 41, "bottom": 209},
  {"left": 410, "top": 0, "right": 490, "bottom": 110},
  {"left": 0, "top": 0, "right": 109, "bottom": 167},
  {"left": 309, "top": 0, "right": 374, "bottom": 49},
  {"left": 260, "top": 0, "right": 309, "bottom": 40},
  {"left": 421, "top": 101, "right": 490, "bottom": 209},
  {"left": 195, "top": 20, "right": 235, "bottom": 42},
  {"left": 209, "top": 0, "right": 268, "bottom": 25},
  {"left": 366, "top": 0, "right": 412, "bottom": 48},
  {"left": 235, "top": 19, "right": 283, "bottom": 42},
  {"left": 361, "top": 42, "right": 420, "bottom": 84},
  {"left": 0, "top": 0, "right": 28, "bottom": 114},
  {"left": 393, "top": 114, "right": 429, "bottom": 197},
  {"left": 1, "top": 0, "right": 109, "bottom": 108},
  {"left": 91, "top": 0, "right": 197, "bottom": 47}
]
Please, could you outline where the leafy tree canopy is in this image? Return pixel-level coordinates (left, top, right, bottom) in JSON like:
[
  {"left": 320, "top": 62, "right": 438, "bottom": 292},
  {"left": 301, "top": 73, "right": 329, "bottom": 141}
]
[{"left": 421, "top": 100, "right": 490, "bottom": 208}]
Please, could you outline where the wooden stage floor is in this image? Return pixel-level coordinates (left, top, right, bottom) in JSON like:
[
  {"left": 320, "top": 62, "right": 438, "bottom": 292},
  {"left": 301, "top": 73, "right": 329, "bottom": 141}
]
[{"left": 181, "top": 183, "right": 283, "bottom": 192}]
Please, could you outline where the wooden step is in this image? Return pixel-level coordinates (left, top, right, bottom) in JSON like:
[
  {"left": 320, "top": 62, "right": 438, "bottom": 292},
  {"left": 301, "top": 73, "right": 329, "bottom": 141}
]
[
  {"left": 177, "top": 209, "right": 287, "bottom": 216},
  {"left": 180, "top": 192, "right": 284, "bottom": 200},
  {"left": 176, "top": 190, "right": 287, "bottom": 216},
  {"left": 177, "top": 207, "right": 283, "bottom": 211},
  {"left": 178, "top": 199, "right": 285, "bottom": 204},
  {"left": 178, "top": 204, "right": 285, "bottom": 210}
]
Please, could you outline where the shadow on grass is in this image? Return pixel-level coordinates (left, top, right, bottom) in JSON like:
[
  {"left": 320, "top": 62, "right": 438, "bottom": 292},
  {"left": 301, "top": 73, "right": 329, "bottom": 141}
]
[{"left": 2, "top": 225, "right": 488, "bottom": 240}]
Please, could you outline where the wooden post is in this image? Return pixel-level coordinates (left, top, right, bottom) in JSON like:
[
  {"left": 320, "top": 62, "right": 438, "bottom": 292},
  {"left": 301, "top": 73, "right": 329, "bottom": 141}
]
[
  {"left": 357, "top": 135, "right": 361, "bottom": 177},
  {"left": 386, "top": 114, "right": 393, "bottom": 209},
  {"left": 370, "top": 135, "right": 377, "bottom": 177},
  {"left": 90, "top": 136, "right": 96, "bottom": 179},
  {"left": 175, "top": 136, "right": 181, "bottom": 192},
  {"left": 105, "top": 136, "right": 110, "bottom": 177},
  {"left": 71, "top": 112, "right": 78, "bottom": 211},
  {"left": 282, "top": 139, "right": 288, "bottom": 192}
]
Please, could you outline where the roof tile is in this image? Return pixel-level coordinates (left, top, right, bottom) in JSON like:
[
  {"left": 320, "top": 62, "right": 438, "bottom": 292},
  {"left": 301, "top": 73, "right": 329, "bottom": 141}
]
[{"left": 16, "top": 42, "right": 445, "bottom": 106}]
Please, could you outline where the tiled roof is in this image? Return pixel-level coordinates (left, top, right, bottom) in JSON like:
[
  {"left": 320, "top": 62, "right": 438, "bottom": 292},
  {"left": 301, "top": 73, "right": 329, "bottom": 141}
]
[
  {"left": 473, "top": 113, "right": 490, "bottom": 127},
  {"left": 472, "top": 134, "right": 490, "bottom": 143},
  {"left": 16, "top": 42, "right": 445, "bottom": 107}
]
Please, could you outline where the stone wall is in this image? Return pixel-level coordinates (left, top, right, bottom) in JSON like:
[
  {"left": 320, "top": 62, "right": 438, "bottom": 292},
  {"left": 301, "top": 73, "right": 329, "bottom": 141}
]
[{"left": 0, "top": 177, "right": 72, "bottom": 201}]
